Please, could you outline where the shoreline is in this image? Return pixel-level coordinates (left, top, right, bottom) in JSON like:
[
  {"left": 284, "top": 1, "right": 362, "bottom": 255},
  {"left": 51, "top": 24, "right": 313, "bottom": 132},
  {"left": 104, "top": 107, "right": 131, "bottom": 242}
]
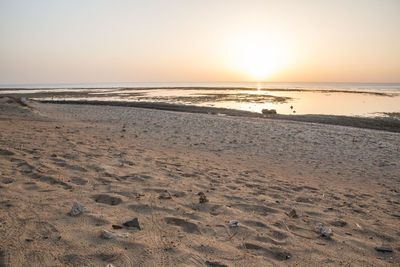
[
  {"left": 1, "top": 86, "right": 398, "bottom": 96},
  {"left": 39, "top": 99, "right": 400, "bottom": 133}
]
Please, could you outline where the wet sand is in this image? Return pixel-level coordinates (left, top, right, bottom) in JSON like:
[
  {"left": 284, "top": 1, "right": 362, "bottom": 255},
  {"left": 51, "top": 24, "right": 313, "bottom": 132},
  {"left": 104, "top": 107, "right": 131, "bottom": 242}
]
[
  {"left": 0, "top": 97, "right": 399, "bottom": 266},
  {"left": 40, "top": 100, "right": 400, "bottom": 133}
]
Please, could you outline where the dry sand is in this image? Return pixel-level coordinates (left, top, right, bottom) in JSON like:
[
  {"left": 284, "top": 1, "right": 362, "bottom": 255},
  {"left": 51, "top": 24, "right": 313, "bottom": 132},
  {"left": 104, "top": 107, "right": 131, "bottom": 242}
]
[{"left": 0, "top": 97, "right": 399, "bottom": 266}]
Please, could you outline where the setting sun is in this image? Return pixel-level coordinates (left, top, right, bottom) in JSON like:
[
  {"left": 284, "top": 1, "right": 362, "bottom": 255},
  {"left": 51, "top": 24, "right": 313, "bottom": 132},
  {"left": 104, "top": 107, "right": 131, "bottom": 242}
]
[{"left": 225, "top": 31, "right": 291, "bottom": 81}]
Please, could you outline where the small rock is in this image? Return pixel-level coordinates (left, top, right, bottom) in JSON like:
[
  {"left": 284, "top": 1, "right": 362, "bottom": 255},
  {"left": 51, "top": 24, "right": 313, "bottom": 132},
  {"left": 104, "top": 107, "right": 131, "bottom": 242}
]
[
  {"left": 315, "top": 222, "right": 333, "bottom": 238},
  {"left": 375, "top": 246, "right": 393, "bottom": 253},
  {"left": 105, "top": 264, "right": 116, "bottom": 267},
  {"left": 112, "top": 224, "right": 123, "bottom": 229},
  {"left": 123, "top": 218, "right": 141, "bottom": 230},
  {"left": 287, "top": 209, "right": 298, "bottom": 218},
  {"left": 101, "top": 229, "right": 114, "bottom": 239},
  {"left": 69, "top": 202, "right": 88, "bottom": 216},
  {"left": 198, "top": 192, "right": 208, "bottom": 203},
  {"left": 261, "top": 109, "right": 277, "bottom": 115}
]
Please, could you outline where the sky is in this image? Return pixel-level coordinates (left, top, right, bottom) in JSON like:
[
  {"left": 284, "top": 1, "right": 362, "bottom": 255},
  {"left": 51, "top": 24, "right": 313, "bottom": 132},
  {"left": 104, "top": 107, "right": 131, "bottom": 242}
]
[{"left": 0, "top": 0, "right": 399, "bottom": 84}]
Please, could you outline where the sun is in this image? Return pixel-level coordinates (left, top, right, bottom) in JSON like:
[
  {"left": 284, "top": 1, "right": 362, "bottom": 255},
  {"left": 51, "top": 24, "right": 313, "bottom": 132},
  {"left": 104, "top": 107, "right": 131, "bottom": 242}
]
[
  {"left": 226, "top": 31, "right": 290, "bottom": 80},
  {"left": 240, "top": 47, "right": 281, "bottom": 79}
]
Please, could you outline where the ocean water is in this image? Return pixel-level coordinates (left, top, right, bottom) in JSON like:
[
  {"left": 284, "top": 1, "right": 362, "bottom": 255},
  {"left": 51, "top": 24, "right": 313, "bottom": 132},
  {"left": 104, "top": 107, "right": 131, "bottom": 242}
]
[
  {"left": 1, "top": 82, "right": 399, "bottom": 117},
  {"left": 1, "top": 82, "right": 400, "bottom": 92}
]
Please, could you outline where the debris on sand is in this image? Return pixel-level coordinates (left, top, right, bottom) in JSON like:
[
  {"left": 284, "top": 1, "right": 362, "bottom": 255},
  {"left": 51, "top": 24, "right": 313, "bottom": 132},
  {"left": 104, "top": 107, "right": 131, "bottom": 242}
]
[
  {"left": 69, "top": 202, "right": 88, "bottom": 216},
  {"left": 229, "top": 220, "right": 239, "bottom": 227},
  {"left": 261, "top": 109, "right": 277, "bottom": 115},
  {"left": 198, "top": 192, "right": 208, "bottom": 203},
  {"left": 123, "top": 218, "right": 141, "bottom": 230},
  {"left": 315, "top": 222, "right": 333, "bottom": 238},
  {"left": 205, "top": 260, "right": 229, "bottom": 267},
  {"left": 158, "top": 192, "right": 172, "bottom": 200},
  {"left": 375, "top": 246, "right": 393, "bottom": 253},
  {"left": 286, "top": 209, "right": 298, "bottom": 218}
]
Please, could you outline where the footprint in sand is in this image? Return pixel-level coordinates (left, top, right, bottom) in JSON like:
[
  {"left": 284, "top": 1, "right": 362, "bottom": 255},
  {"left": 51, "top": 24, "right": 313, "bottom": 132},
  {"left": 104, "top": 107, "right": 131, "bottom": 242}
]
[
  {"left": 1, "top": 177, "right": 14, "bottom": 184},
  {"left": 255, "top": 235, "right": 288, "bottom": 246},
  {"left": 27, "top": 172, "right": 72, "bottom": 190},
  {"left": 164, "top": 217, "right": 201, "bottom": 234},
  {"left": 23, "top": 181, "right": 40, "bottom": 191},
  {"left": 69, "top": 177, "right": 88, "bottom": 185},
  {"left": 0, "top": 250, "right": 6, "bottom": 267},
  {"left": 270, "top": 230, "right": 289, "bottom": 241},
  {"left": 231, "top": 203, "right": 279, "bottom": 215},
  {"left": 240, "top": 243, "right": 291, "bottom": 261},
  {"left": 129, "top": 204, "right": 173, "bottom": 214},
  {"left": 0, "top": 149, "right": 14, "bottom": 156},
  {"left": 61, "top": 254, "right": 87, "bottom": 266},
  {"left": 242, "top": 220, "right": 269, "bottom": 229}
]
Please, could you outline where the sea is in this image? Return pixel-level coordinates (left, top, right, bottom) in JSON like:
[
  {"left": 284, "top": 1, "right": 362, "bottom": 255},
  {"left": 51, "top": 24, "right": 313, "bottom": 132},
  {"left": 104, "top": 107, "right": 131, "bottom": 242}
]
[{"left": 1, "top": 82, "right": 399, "bottom": 118}]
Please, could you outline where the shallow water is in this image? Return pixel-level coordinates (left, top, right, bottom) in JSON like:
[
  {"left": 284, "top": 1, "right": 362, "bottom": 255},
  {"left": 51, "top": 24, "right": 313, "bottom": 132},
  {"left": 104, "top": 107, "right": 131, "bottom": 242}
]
[{"left": 1, "top": 83, "right": 399, "bottom": 117}]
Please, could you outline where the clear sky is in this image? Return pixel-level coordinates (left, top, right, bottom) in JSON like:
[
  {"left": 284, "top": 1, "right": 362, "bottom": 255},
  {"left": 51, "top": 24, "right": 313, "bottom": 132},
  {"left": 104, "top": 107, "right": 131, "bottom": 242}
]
[{"left": 0, "top": 0, "right": 399, "bottom": 84}]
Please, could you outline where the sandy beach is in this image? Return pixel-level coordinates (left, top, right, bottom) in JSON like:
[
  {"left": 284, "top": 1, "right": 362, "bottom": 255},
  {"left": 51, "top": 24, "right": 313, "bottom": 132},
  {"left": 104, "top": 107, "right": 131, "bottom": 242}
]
[{"left": 0, "top": 97, "right": 399, "bottom": 266}]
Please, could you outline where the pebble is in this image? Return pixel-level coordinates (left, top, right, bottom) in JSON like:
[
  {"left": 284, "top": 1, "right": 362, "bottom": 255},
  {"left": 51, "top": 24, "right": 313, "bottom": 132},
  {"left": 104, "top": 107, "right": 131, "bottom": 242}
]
[
  {"left": 101, "top": 229, "right": 115, "bottom": 239},
  {"left": 123, "top": 218, "right": 141, "bottom": 230}
]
